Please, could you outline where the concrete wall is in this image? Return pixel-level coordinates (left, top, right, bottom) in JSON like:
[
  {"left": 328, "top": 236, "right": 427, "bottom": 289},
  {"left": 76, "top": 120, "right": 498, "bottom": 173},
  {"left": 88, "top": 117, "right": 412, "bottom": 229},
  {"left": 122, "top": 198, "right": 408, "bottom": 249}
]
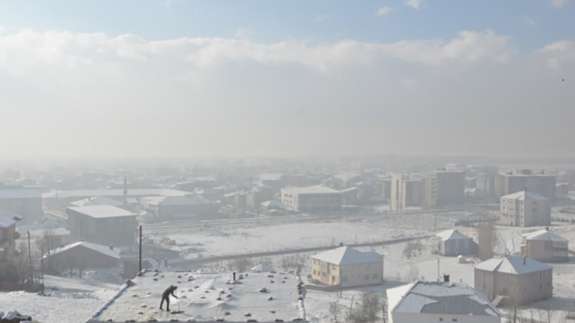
[
  {"left": 475, "top": 268, "right": 552, "bottom": 305},
  {"left": 68, "top": 209, "right": 137, "bottom": 246},
  {"left": 311, "top": 259, "right": 383, "bottom": 287},
  {"left": 522, "top": 239, "right": 569, "bottom": 262}
]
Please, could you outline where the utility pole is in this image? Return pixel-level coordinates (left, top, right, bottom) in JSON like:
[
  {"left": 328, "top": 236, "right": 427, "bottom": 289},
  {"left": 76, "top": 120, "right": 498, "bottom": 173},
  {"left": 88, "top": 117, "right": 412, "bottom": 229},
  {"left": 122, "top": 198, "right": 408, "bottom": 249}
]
[
  {"left": 138, "top": 225, "right": 143, "bottom": 275},
  {"left": 27, "top": 231, "right": 33, "bottom": 286}
]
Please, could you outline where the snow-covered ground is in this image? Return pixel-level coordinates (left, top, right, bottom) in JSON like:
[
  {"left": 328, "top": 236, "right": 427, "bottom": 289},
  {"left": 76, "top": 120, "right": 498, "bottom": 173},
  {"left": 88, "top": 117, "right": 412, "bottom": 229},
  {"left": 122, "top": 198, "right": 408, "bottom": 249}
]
[
  {"left": 0, "top": 275, "right": 120, "bottom": 323},
  {"left": 150, "top": 213, "right": 458, "bottom": 259}
]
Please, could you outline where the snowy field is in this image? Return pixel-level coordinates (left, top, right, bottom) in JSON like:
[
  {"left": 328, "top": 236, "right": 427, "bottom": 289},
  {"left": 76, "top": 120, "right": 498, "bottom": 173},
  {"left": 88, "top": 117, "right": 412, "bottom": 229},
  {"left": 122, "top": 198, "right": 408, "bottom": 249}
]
[
  {"left": 0, "top": 275, "right": 120, "bottom": 323},
  {"left": 149, "top": 212, "right": 461, "bottom": 259}
]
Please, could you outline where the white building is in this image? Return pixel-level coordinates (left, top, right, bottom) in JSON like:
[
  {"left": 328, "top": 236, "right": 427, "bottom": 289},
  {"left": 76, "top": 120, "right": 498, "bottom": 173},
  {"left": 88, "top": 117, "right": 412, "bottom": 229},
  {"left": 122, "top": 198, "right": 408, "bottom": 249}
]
[
  {"left": 281, "top": 185, "right": 342, "bottom": 213},
  {"left": 521, "top": 229, "right": 569, "bottom": 262},
  {"left": 310, "top": 246, "right": 383, "bottom": 287},
  {"left": 387, "top": 281, "right": 500, "bottom": 323},
  {"left": 499, "top": 191, "right": 550, "bottom": 227}
]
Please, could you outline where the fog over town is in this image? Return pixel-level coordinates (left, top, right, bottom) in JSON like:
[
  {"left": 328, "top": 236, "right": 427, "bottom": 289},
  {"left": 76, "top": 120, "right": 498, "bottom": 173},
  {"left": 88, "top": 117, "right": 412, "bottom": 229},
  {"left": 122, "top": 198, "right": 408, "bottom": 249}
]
[{"left": 0, "top": 1, "right": 574, "bottom": 323}]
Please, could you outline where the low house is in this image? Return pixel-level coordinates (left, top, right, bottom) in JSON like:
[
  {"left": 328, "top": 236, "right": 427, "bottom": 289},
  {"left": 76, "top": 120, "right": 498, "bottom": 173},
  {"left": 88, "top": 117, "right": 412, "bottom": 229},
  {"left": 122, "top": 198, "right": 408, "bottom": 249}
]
[
  {"left": 387, "top": 281, "right": 500, "bottom": 323},
  {"left": 474, "top": 255, "right": 553, "bottom": 306},
  {"left": 141, "top": 195, "right": 218, "bottom": 219},
  {"left": 436, "top": 229, "right": 477, "bottom": 256},
  {"left": 310, "top": 246, "right": 383, "bottom": 288},
  {"left": 67, "top": 205, "right": 138, "bottom": 247},
  {"left": 521, "top": 228, "right": 569, "bottom": 262},
  {"left": 44, "top": 241, "right": 121, "bottom": 275}
]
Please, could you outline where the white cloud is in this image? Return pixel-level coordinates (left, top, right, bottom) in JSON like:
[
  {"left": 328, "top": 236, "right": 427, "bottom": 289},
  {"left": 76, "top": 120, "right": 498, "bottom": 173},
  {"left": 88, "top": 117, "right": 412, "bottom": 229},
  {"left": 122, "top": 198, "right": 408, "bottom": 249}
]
[
  {"left": 0, "top": 28, "right": 572, "bottom": 158},
  {"left": 406, "top": 0, "right": 424, "bottom": 10},
  {"left": 376, "top": 6, "right": 393, "bottom": 17},
  {"left": 551, "top": 0, "right": 571, "bottom": 8}
]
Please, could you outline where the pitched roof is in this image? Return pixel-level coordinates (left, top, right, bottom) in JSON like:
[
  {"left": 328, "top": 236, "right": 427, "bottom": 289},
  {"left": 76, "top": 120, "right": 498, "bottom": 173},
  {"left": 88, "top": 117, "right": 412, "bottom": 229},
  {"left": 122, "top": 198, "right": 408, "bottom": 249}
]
[
  {"left": 67, "top": 205, "right": 135, "bottom": 219},
  {"left": 387, "top": 281, "right": 499, "bottom": 317},
  {"left": 49, "top": 241, "right": 121, "bottom": 259},
  {"left": 523, "top": 229, "right": 567, "bottom": 242},
  {"left": 475, "top": 255, "right": 552, "bottom": 274},
  {"left": 436, "top": 229, "right": 471, "bottom": 241},
  {"left": 311, "top": 246, "right": 381, "bottom": 265}
]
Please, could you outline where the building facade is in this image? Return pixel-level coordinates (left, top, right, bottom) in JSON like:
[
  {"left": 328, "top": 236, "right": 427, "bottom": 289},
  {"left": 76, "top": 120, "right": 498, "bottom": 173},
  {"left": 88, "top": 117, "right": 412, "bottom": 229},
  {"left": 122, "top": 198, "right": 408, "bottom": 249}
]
[
  {"left": 521, "top": 229, "right": 569, "bottom": 262},
  {"left": 310, "top": 246, "right": 383, "bottom": 288},
  {"left": 474, "top": 256, "right": 553, "bottom": 306},
  {"left": 67, "top": 205, "right": 138, "bottom": 247},
  {"left": 281, "top": 186, "right": 342, "bottom": 213},
  {"left": 499, "top": 191, "right": 550, "bottom": 227},
  {"left": 390, "top": 174, "right": 424, "bottom": 211},
  {"left": 436, "top": 229, "right": 477, "bottom": 256},
  {"left": 495, "top": 169, "right": 556, "bottom": 199},
  {"left": 425, "top": 170, "right": 465, "bottom": 208}
]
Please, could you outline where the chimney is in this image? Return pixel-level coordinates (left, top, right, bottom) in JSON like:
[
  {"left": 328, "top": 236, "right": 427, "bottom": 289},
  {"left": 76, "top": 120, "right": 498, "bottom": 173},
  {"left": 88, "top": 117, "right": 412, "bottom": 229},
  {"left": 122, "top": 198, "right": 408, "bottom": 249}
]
[{"left": 443, "top": 274, "right": 450, "bottom": 283}]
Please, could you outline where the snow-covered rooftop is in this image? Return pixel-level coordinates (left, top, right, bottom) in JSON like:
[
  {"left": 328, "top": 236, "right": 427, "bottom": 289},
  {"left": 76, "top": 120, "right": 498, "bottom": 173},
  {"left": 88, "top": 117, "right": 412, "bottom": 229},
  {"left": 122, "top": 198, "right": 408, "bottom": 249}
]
[
  {"left": 387, "top": 281, "right": 499, "bottom": 317},
  {"left": 475, "top": 255, "right": 552, "bottom": 275},
  {"left": 49, "top": 241, "right": 121, "bottom": 260},
  {"left": 523, "top": 229, "right": 567, "bottom": 242},
  {"left": 436, "top": 229, "right": 471, "bottom": 241},
  {"left": 502, "top": 190, "right": 548, "bottom": 201},
  {"left": 44, "top": 188, "right": 190, "bottom": 199},
  {"left": 311, "top": 246, "right": 382, "bottom": 265},
  {"left": 282, "top": 185, "right": 340, "bottom": 195},
  {"left": 67, "top": 205, "right": 136, "bottom": 219},
  {"left": 143, "top": 195, "right": 212, "bottom": 206},
  {"left": 70, "top": 196, "right": 124, "bottom": 207},
  {"left": 90, "top": 271, "right": 306, "bottom": 323}
]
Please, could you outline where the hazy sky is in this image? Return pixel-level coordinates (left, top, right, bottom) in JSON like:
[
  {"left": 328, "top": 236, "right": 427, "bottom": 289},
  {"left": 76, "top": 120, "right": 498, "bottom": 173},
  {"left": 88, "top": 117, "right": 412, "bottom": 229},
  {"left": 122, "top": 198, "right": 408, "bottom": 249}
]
[{"left": 0, "top": 0, "right": 573, "bottom": 158}]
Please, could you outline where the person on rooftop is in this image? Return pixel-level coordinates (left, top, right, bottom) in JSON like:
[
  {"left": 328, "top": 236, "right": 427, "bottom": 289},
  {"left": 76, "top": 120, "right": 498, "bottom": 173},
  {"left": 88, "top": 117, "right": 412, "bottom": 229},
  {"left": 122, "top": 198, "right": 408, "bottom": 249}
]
[{"left": 160, "top": 285, "right": 179, "bottom": 312}]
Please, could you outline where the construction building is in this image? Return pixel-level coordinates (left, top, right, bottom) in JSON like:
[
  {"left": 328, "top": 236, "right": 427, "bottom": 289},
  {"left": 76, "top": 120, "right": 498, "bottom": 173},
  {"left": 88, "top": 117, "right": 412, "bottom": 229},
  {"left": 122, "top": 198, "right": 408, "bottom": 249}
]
[
  {"left": 499, "top": 191, "right": 550, "bottom": 227},
  {"left": 310, "top": 246, "right": 383, "bottom": 287},
  {"left": 474, "top": 255, "right": 553, "bottom": 306},
  {"left": 494, "top": 169, "right": 556, "bottom": 199},
  {"left": 387, "top": 281, "right": 500, "bottom": 323},
  {"left": 521, "top": 228, "right": 569, "bottom": 262},
  {"left": 67, "top": 205, "right": 138, "bottom": 247},
  {"left": 390, "top": 174, "right": 425, "bottom": 211}
]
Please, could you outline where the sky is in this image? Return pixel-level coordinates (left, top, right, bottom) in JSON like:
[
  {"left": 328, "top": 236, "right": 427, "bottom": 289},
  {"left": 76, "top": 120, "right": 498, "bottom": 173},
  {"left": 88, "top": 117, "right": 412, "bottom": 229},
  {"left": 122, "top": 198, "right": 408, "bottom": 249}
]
[{"left": 0, "top": 0, "right": 573, "bottom": 159}]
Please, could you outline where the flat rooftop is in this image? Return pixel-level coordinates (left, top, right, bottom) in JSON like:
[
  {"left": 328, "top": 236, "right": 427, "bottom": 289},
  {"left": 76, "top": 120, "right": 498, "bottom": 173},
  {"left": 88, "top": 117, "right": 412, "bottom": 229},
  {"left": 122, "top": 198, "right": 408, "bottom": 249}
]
[
  {"left": 90, "top": 271, "right": 306, "bottom": 323},
  {"left": 43, "top": 188, "right": 190, "bottom": 199},
  {"left": 67, "top": 205, "right": 136, "bottom": 218}
]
